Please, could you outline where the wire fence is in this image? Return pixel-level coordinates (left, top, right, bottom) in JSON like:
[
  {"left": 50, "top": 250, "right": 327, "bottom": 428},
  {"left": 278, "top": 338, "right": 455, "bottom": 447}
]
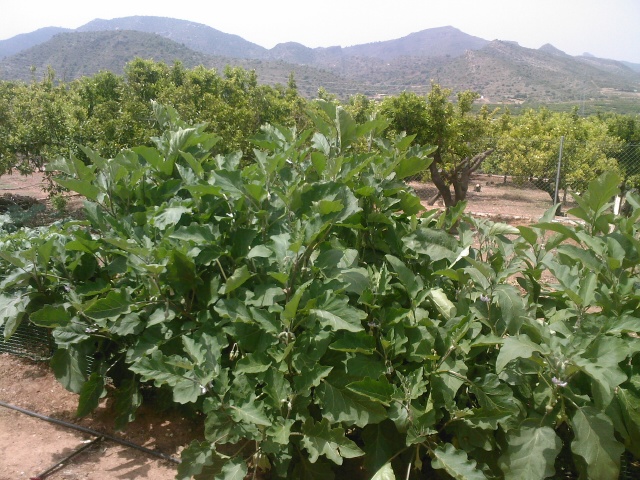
[{"left": 408, "top": 140, "right": 640, "bottom": 220}]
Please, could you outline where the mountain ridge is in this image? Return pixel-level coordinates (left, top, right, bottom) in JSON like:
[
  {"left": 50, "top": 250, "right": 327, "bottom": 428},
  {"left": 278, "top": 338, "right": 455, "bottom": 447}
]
[{"left": 0, "top": 16, "right": 638, "bottom": 113}]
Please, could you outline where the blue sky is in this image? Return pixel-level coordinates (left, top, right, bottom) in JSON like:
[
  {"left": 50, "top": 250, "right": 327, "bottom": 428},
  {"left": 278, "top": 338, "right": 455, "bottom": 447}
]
[{"left": 2, "top": 0, "right": 639, "bottom": 63}]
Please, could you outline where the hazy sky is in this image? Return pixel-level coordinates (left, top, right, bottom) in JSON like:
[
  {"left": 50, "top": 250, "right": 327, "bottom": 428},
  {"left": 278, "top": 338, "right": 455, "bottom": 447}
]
[{"left": 2, "top": 0, "right": 639, "bottom": 63}]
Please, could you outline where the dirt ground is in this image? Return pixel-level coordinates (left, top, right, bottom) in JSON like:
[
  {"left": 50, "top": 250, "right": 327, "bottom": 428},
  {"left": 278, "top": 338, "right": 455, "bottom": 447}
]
[
  {"left": 0, "top": 171, "right": 571, "bottom": 479},
  {"left": 409, "top": 173, "right": 573, "bottom": 223},
  {"left": 0, "top": 354, "right": 201, "bottom": 480}
]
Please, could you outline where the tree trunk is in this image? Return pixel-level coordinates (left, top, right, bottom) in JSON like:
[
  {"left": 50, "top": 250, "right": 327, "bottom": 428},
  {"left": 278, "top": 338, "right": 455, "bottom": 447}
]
[
  {"left": 428, "top": 149, "right": 493, "bottom": 208},
  {"left": 427, "top": 191, "right": 442, "bottom": 205},
  {"left": 451, "top": 149, "right": 494, "bottom": 205},
  {"left": 429, "top": 151, "right": 454, "bottom": 208}
]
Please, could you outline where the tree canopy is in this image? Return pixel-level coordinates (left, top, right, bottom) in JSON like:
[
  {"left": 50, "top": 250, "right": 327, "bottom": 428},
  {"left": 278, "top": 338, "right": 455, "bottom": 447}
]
[{"left": 380, "top": 85, "right": 496, "bottom": 207}]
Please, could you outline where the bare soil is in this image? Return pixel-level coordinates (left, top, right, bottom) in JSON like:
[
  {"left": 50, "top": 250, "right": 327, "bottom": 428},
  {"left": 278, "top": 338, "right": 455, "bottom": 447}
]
[
  {"left": 0, "top": 354, "right": 201, "bottom": 480},
  {"left": 0, "top": 171, "right": 574, "bottom": 479},
  {"left": 410, "top": 173, "right": 574, "bottom": 224}
]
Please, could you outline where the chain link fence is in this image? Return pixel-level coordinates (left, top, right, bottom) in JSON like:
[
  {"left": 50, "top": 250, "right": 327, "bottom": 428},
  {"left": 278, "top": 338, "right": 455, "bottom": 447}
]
[{"left": 408, "top": 140, "right": 640, "bottom": 220}]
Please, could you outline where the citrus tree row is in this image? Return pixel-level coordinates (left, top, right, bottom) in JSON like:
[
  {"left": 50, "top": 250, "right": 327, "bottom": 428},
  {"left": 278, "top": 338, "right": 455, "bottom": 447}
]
[{"left": 1, "top": 62, "right": 639, "bottom": 208}]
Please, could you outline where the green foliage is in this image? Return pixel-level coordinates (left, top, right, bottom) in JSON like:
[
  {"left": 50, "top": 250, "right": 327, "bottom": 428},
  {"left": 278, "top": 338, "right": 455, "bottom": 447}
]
[
  {"left": 2, "top": 103, "right": 640, "bottom": 479},
  {"left": 0, "top": 70, "right": 81, "bottom": 176},
  {"left": 0, "top": 60, "right": 309, "bottom": 178},
  {"left": 490, "top": 107, "right": 623, "bottom": 200},
  {"left": 380, "top": 85, "right": 496, "bottom": 207}
]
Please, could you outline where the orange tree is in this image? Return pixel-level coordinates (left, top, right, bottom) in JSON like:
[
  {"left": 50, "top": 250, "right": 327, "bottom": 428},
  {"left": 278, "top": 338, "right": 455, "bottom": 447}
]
[{"left": 380, "top": 84, "right": 496, "bottom": 208}]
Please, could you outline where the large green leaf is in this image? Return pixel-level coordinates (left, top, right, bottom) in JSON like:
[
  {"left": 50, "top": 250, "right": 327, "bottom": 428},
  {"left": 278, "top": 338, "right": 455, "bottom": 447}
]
[
  {"left": 133, "top": 145, "right": 174, "bottom": 176},
  {"left": 468, "top": 374, "right": 521, "bottom": 427},
  {"left": 386, "top": 254, "right": 422, "bottom": 297},
  {"left": 403, "top": 227, "right": 461, "bottom": 262},
  {"left": 51, "top": 345, "right": 91, "bottom": 393},
  {"left": 212, "top": 170, "right": 244, "bottom": 197},
  {"left": 302, "top": 418, "right": 364, "bottom": 465},
  {"left": 496, "top": 335, "right": 543, "bottom": 373},
  {"left": 293, "top": 364, "right": 333, "bottom": 393},
  {"left": 316, "top": 377, "right": 387, "bottom": 427},
  {"left": 429, "top": 288, "right": 456, "bottom": 321},
  {"left": 336, "top": 105, "right": 357, "bottom": 150},
  {"left": 431, "top": 443, "right": 488, "bottom": 480},
  {"left": 494, "top": 284, "right": 528, "bottom": 334},
  {"left": 30, "top": 305, "right": 72, "bottom": 328},
  {"left": 577, "top": 170, "right": 621, "bottom": 216},
  {"left": 614, "top": 387, "right": 640, "bottom": 457},
  {"left": 219, "top": 458, "right": 248, "bottom": 480},
  {"left": 346, "top": 377, "right": 395, "bottom": 406},
  {"left": 575, "top": 336, "right": 629, "bottom": 408},
  {"left": 0, "top": 294, "right": 27, "bottom": 338},
  {"left": 432, "top": 357, "right": 468, "bottom": 409},
  {"left": 109, "top": 312, "right": 144, "bottom": 336},
  {"left": 219, "top": 265, "right": 252, "bottom": 295},
  {"left": 498, "top": 426, "right": 561, "bottom": 480},
  {"left": 282, "top": 280, "right": 310, "bottom": 329},
  {"left": 394, "top": 155, "right": 432, "bottom": 180},
  {"left": 361, "top": 421, "right": 405, "bottom": 474},
  {"left": 152, "top": 205, "right": 191, "bottom": 230},
  {"left": 571, "top": 406, "right": 624, "bottom": 480},
  {"left": 229, "top": 398, "right": 272, "bottom": 427},
  {"left": 167, "top": 250, "right": 198, "bottom": 294},
  {"left": 292, "top": 455, "right": 335, "bottom": 480},
  {"left": 113, "top": 378, "right": 142, "bottom": 430},
  {"left": 129, "top": 350, "right": 202, "bottom": 404},
  {"left": 82, "top": 289, "right": 131, "bottom": 320},
  {"left": 53, "top": 178, "right": 101, "bottom": 202},
  {"left": 371, "top": 463, "right": 396, "bottom": 480},
  {"left": 77, "top": 372, "right": 106, "bottom": 417},
  {"left": 309, "top": 293, "right": 366, "bottom": 332},
  {"left": 176, "top": 441, "right": 225, "bottom": 480}
]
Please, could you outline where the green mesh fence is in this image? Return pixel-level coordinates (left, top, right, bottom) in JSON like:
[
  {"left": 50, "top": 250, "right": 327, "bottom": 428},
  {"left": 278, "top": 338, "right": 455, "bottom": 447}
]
[{"left": 0, "top": 321, "right": 55, "bottom": 361}]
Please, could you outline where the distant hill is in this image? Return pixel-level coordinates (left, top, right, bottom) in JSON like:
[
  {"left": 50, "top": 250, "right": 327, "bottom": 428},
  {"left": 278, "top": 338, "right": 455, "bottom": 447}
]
[
  {"left": 538, "top": 43, "right": 569, "bottom": 57},
  {"left": 76, "top": 16, "right": 268, "bottom": 59},
  {"left": 0, "top": 29, "right": 344, "bottom": 98},
  {"left": 623, "top": 61, "right": 640, "bottom": 73},
  {"left": 0, "top": 16, "right": 638, "bottom": 113},
  {"left": 342, "top": 26, "right": 488, "bottom": 60},
  {"left": 0, "top": 27, "right": 71, "bottom": 60},
  {"left": 0, "top": 30, "right": 213, "bottom": 81},
  {"left": 427, "top": 40, "right": 640, "bottom": 104},
  {"left": 264, "top": 26, "right": 489, "bottom": 72}
]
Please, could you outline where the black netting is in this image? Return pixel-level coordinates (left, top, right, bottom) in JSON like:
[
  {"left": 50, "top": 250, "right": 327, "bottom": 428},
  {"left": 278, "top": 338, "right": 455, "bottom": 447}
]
[{"left": 0, "top": 321, "right": 55, "bottom": 361}]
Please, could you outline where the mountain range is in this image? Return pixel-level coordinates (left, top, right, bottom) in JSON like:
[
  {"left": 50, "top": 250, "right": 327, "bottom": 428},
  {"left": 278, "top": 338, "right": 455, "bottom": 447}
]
[{"left": 1, "top": 16, "right": 639, "bottom": 113}]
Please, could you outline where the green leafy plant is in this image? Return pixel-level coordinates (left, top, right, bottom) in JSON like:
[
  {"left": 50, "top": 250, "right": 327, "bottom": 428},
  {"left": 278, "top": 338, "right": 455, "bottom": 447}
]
[
  {"left": 50, "top": 194, "right": 68, "bottom": 215},
  {"left": 1, "top": 103, "right": 639, "bottom": 480}
]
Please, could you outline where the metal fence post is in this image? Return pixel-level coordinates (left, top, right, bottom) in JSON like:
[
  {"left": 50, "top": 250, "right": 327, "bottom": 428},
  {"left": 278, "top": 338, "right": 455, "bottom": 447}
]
[{"left": 554, "top": 136, "right": 565, "bottom": 211}]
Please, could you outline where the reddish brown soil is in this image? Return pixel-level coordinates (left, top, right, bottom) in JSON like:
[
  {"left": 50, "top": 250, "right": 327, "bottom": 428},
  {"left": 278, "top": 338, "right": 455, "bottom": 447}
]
[
  {"left": 410, "top": 173, "right": 575, "bottom": 224},
  {"left": 0, "top": 354, "right": 202, "bottom": 480}
]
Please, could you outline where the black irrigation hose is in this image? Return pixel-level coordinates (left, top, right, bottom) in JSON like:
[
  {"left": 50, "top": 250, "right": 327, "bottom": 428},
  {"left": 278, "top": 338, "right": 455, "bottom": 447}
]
[
  {"left": 0, "top": 400, "right": 181, "bottom": 465},
  {"left": 32, "top": 436, "right": 104, "bottom": 480}
]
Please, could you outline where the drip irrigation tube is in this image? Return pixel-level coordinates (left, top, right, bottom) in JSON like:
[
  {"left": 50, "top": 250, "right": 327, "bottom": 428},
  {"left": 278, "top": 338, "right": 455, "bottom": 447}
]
[
  {"left": 0, "top": 400, "right": 181, "bottom": 465},
  {"left": 31, "top": 436, "right": 104, "bottom": 480}
]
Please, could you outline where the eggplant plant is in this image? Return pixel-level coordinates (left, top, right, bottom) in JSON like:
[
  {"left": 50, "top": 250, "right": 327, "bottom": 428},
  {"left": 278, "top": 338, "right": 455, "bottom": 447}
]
[{"left": 1, "top": 102, "right": 639, "bottom": 479}]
